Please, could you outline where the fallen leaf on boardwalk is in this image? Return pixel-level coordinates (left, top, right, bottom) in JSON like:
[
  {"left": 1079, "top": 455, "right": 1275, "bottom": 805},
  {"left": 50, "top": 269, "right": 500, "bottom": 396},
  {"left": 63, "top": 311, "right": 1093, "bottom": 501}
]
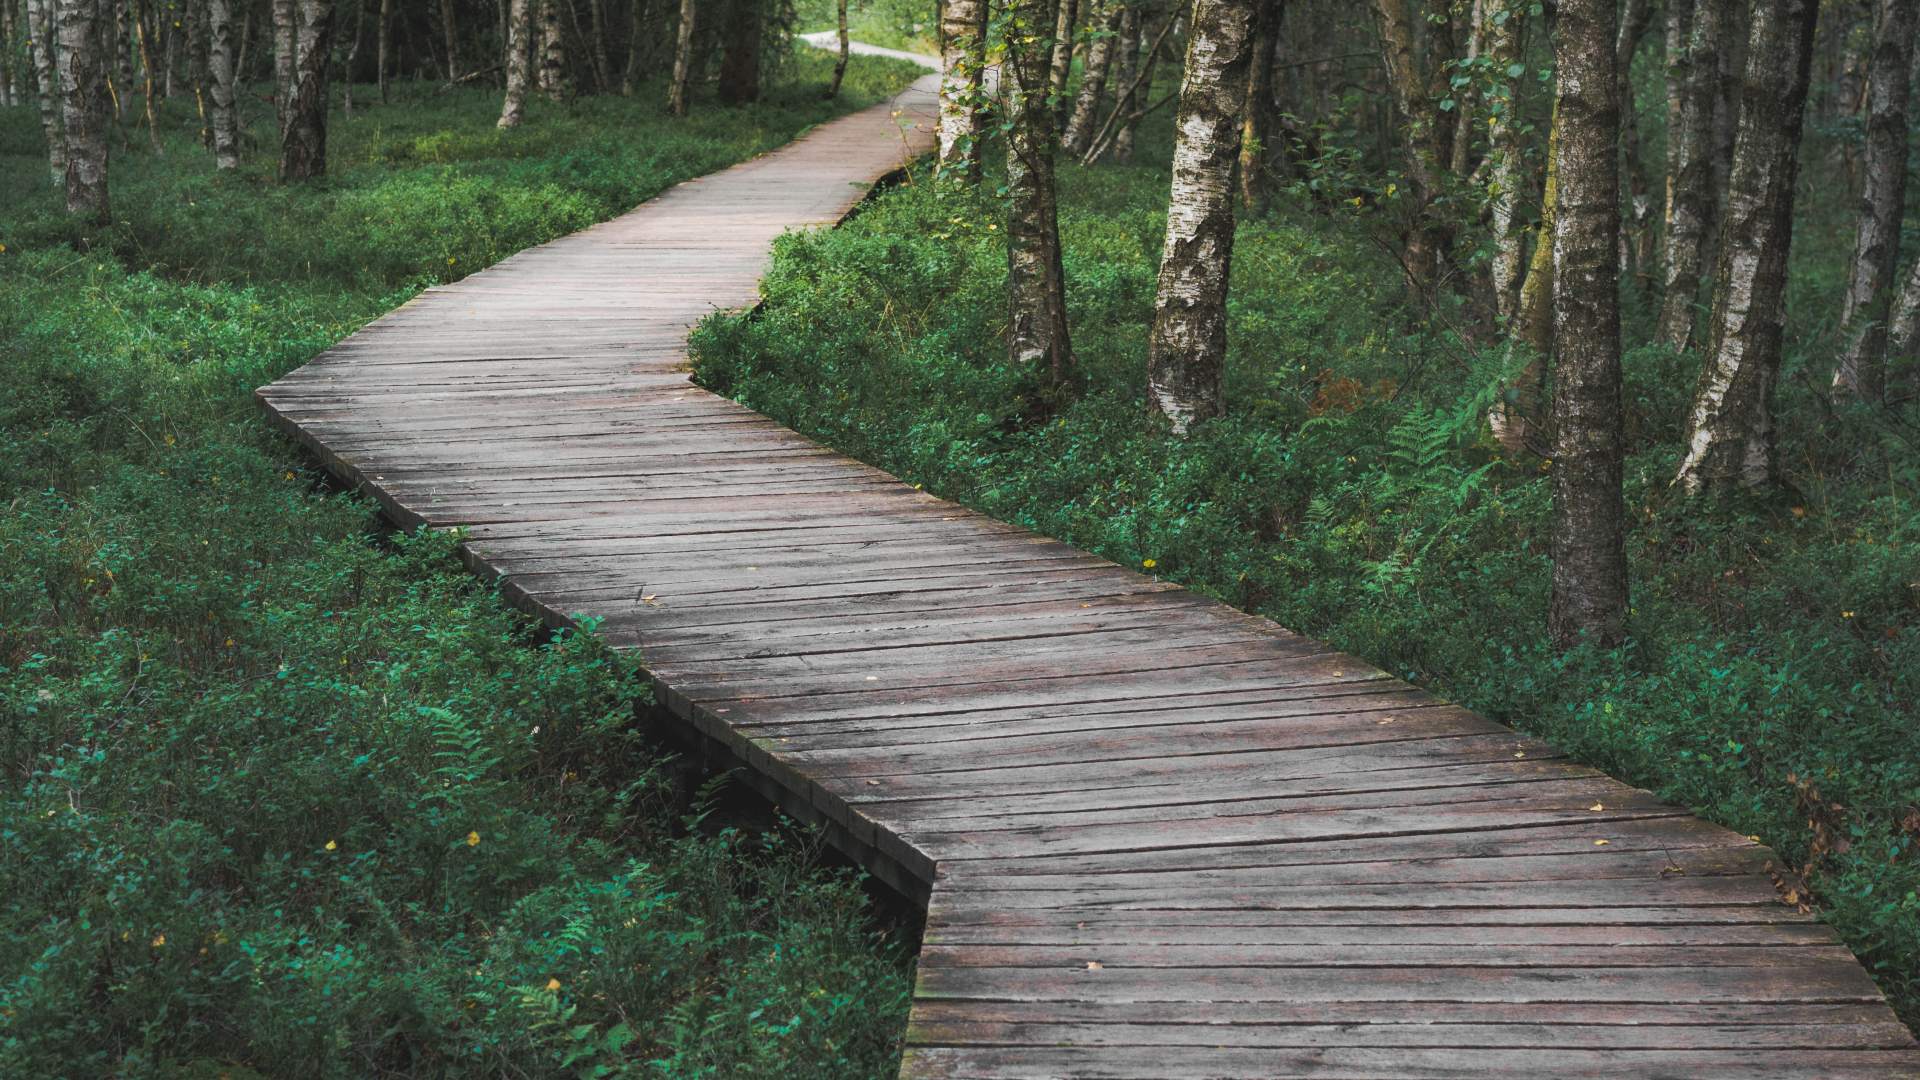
[
  {"left": 1590, "top": 803, "right": 1604, "bottom": 812},
  {"left": 865, "top": 780, "right": 880, "bottom": 786},
  {"left": 1514, "top": 752, "right": 1526, "bottom": 758},
  {"left": 1594, "top": 840, "right": 1609, "bottom": 846},
  {"left": 1085, "top": 962, "right": 1102, "bottom": 970},
  {"left": 1660, "top": 864, "right": 1686, "bottom": 877},
  {"left": 865, "top": 676, "right": 878, "bottom": 681}
]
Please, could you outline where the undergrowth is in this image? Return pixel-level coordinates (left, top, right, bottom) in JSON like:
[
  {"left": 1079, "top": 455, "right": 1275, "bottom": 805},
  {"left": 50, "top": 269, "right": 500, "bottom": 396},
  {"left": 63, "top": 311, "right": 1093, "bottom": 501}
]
[
  {"left": 0, "top": 50, "right": 925, "bottom": 1079},
  {"left": 690, "top": 129, "right": 1920, "bottom": 1027}
]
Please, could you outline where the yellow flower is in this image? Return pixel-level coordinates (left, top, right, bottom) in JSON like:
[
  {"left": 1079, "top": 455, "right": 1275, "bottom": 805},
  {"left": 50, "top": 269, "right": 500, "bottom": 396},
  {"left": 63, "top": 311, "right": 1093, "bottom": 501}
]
[
  {"left": 467, "top": 831, "right": 482, "bottom": 846},
  {"left": 151, "top": 934, "right": 166, "bottom": 946},
  {"left": 325, "top": 840, "right": 337, "bottom": 851},
  {"left": 545, "top": 978, "right": 562, "bottom": 991},
  {"left": 1142, "top": 559, "right": 1156, "bottom": 569}
]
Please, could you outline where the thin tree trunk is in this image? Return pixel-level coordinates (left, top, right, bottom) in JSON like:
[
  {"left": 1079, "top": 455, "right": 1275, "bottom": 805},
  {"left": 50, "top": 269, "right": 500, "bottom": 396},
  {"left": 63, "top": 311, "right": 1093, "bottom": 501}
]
[
  {"left": 1236, "top": 0, "right": 1282, "bottom": 207},
  {"left": 58, "top": 0, "right": 111, "bottom": 223},
  {"left": 1700, "top": 0, "right": 1745, "bottom": 275},
  {"left": 1548, "top": 0, "right": 1626, "bottom": 648},
  {"left": 715, "top": 0, "right": 758, "bottom": 103},
  {"left": 187, "top": 0, "right": 210, "bottom": 146},
  {"left": 587, "top": 0, "right": 611, "bottom": 91},
  {"left": 132, "top": 0, "right": 163, "bottom": 151},
  {"left": 666, "top": 0, "right": 692, "bottom": 112},
  {"left": 1674, "top": 0, "right": 1820, "bottom": 495},
  {"left": 271, "top": 0, "right": 291, "bottom": 129},
  {"left": 208, "top": 0, "right": 238, "bottom": 163},
  {"left": 621, "top": 0, "right": 648, "bottom": 91},
  {"left": 1831, "top": 0, "right": 1914, "bottom": 398},
  {"left": 1657, "top": 0, "right": 1719, "bottom": 351},
  {"left": 1047, "top": 0, "right": 1077, "bottom": 120},
  {"left": 1146, "top": 0, "right": 1256, "bottom": 433},
  {"left": 0, "top": 0, "right": 14, "bottom": 107},
  {"left": 498, "top": 0, "right": 530, "bottom": 121},
  {"left": 1061, "top": 0, "right": 1118, "bottom": 156},
  {"left": 341, "top": 0, "right": 361, "bottom": 117},
  {"left": 1489, "top": 96, "right": 1555, "bottom": 454},
  {"left": 1005, "top": 0, "right": 1074, "bottom": 396},
  {"left": 1372, "top": 0, "right": 1443, "bottom": 295},
  {"left": 278, "top": 0, "right": 332, "bottom": 177},
  {"left": 376, "top": 0, "right": 387, "bottom": 99},
  {"left": 113, "top": 0, "right": 130, "bottom": 114},
  {"left": 1482, "top": 0, "right": 1526, "bottom": 324},
  {"left": 440, "top": 0, "right": 458, "bottom": 77},
  {"left": 1115, "top": 3, "right": 1158, "bottom": 164},
  {"left": 1448, "top": 0, "right": 1486, "bottom": 177},
  {"left": 30, "top": 0, "right": 67, "bottom": 183},
  {"left": 826, "top": 0, "right": 847, "bottom": 96},
  {"left": 1613, "top": 0, "right": 1652, "bottom": 285},
  {"left": 537, "top": 0, "right": 565, "bottom": 102},
  {"left": 936, "top": 0, "right": 986, "bottom": 181}
]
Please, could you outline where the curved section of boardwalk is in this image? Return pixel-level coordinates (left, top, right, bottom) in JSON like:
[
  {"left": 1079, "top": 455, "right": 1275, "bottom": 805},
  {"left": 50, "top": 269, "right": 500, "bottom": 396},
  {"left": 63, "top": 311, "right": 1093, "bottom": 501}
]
[{"left": 257, "top": 66, "right": 1920, "bottom": 1080}]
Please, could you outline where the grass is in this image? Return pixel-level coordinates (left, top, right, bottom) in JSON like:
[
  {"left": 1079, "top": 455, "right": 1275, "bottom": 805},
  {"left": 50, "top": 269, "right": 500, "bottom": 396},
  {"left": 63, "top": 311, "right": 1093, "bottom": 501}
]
[
  {"left": 688, "top": 84, "right": 1920, "bottom": 1031},
  {"left": 0, "top": 49, "right": 930, "bottom": 1079}
]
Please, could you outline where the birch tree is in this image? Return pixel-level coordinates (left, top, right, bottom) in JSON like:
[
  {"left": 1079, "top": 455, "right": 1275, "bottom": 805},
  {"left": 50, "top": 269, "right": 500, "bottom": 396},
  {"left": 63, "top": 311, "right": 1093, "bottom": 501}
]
[
  {"left": 1145, "top": 0, "right": 1257, "bottom": 433},
  {"left": 1005, "top": 0, "right": 1074, "bottom": 394},
  {"left": 937, "top": 0, "right": 988, "bottom": 181},
  {"left": 1613, "top": 0, "right": 1653, "bottom": 285},
  {"left": 207, "top": 0, "right": 239, "bottom": 165},
  {"left": 272, "top": 0, "right": 292, "bottom": 129},
  {"left": 1481, "top": 0, "right": 1527, "bottom": 324},
  {"left": 1548, "top": 0, "right": 1626, "bottom": 647},
  {"left": 57, "top": 0, "right": 110, "bottom": 223},
  {"left": 279, "top": 0, "right": 334, "bottom": 178},
  {"left": 498, "top": 0, "right": 532, "bottom": 123},
  {"left": 826, "top": 0, "right": 847, "bottom": 97},
  {"left": 1674, "top": 0, "right": 1821, "bottom": 494},
  {"left": 667, "top": 0, "right": 694, "bottom": 113},
  {"left": 29, "top": 0, "right": 65, "bottom": 184},
  {"left": 1236, "top": 0, "right": 1283, "bottom": 208},
  {"left": 538, "top": 0, "right": 567, "bottom": 103},
  {"left": 1831, "top": 0, "right": 1915, "bottom": 398},
  {"left": 1371, "top": 0, "right": 1447, "bottom": 294},
  {"left": 1061, "top": 0, "right": 1119, "bottom": 156},
  {"left": 1656, "top": 0, "right": 1721, "bottom": 351}
]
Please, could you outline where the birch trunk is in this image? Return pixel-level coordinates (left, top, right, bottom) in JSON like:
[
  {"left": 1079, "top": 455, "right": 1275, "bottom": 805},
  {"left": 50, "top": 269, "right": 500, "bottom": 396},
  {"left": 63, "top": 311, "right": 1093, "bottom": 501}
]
[
  {"left": 1613, "top": 0, "right": 1652, "bottom": 285},
  {"left": 439, "top": 0, "right": 458, "bottom": 77},
  {"left": 1489, "top": 97, "right": 1555, "bottom": 455},
  {"left": 937, "top": 0, "right": 986, "bottom": 181},
  {"left": 1449, "top": 0, "right": 1485, "bottom": 176},
  {"left": 1047, "top": 0, "right": 1076, "bottom": 118},
  {"left": 622, "top": 0, "right": 650, "bottom": 92},
  {"left": 826, "top": 0, "right": 847, "bottom": 97},
  {"left": 1372, "top": 0, "right": 1443, "bottom": 294},
  {"left": 1482, "top": 0, "right": 1526, "bottom": 323},
  {"left": 537, "top": 0, "right": 566, "bottom": 102},
  {"left": 1061, "top": 0, "right": 1118, "bottom": 156},
  {"left": 1656, "top": 0, "right": 1719, "bottom": 351},
  {"left": 1674, "top": 0, "right": 1820, "bottom": 495},
  {"left": 133, "top": 0, "right": 164, "bottom": 152},
  {"left": 666, "top": 0, "right": 693, "bottom": 112},
  {"left": 376, "top": 0, "right": 387, "bottom": 100},
  {"left": 1701, "top": 0, "right": 1745, "bottom": 275},
  {"left": 1145, "top": 0, "right": 1257, "bottom": 434},
  {"left": 208, "top": 0, "right": 238, "bottom": 164},
  {"left": 1830, "top": 0, "right": 1914, "bottom": 398},
  {"left": 1548, "top": 0, "right": 1626, "bottom": 648},
  {"left": 588, "top": 0, "right": 612, "bottom": 92},
  {"left": 1005, "top": 0, "right": 1074, "bottom": 394},
  {"left": 272, "top": 0, "right": 291, "bottom": 129},
  {"left": 58, "top": 0, "right": 111, "bottom": 223},
  {"left": 29, "top": 0, "right": 66, "bottom": 184},
  {"left": 498, "top": 0, "right": 531, "bottom": 121},
  {"left": 1236, "top": 0, "right": 1282, "bottom": 207},
  {"left": 278, "top": 0, "right": 332, "bottom": 178}
]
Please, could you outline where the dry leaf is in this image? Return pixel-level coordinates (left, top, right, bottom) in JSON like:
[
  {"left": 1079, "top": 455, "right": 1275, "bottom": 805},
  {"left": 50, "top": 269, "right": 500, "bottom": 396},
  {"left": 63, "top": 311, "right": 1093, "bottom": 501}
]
[
  {"left": 1589, "top": 803, "right": 1604, "bottom": 812},
  {"left": 1594, "top": 840, "right": 1609, "bottom": 846},
  {"left": 1085, "top": 961, "right": 1103, "bottom": 970}
]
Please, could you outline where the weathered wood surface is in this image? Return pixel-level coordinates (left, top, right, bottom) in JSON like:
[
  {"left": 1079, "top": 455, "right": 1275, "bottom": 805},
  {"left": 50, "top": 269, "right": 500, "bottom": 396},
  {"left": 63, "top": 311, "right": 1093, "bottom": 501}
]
[{"left": 256, "top": 62, "right": 1920, "bottom": 1080}]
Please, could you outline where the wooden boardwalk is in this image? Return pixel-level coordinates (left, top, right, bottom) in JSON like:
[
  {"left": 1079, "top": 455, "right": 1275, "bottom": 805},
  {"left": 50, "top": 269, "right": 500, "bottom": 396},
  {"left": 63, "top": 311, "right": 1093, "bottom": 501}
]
[{"left": 257, "top": 64, "right": 1920, "bottom": 1080}]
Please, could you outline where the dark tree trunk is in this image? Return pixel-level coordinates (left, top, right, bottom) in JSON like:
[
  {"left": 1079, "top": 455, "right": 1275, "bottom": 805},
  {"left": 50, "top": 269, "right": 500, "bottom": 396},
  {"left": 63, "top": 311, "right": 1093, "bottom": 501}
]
[
  {"left": 133, "top": 0, "right": 164, "bottom": 152},
  {"left": 1831, "top": 0, "right": 1914, "bottom": 398},
  {"left": 1005, "top": 0, "right": 1074, "bottom": 395},
  {"left": 1547, "top": 0, "right": 1627, "bottom": 649},
  {"left": 621, "top": 0, "right": 650, "bottom": 92},
  {"left": 715, "top": 0, "right": 759, "bottom": 104},
  {"left": 1047, "top": 0, "right": 1077, "bottom": 120},
  {"left": 278, "top": 0, "right": 333, "bottom": 178},
  {"left": 186, "top": 0, "right": 209, "bottom": 146},
  {"left": 272, "top": 0, "right": 291, "bottom": 129},
  {"left": 1372, "top": 0, "right": 1447, "bottom": 296},
  {"left": 1614, "top": 0, "right": 1653, "bottom": 286},
  {"left": 498, "top": 0, "right": 531, "bottom": 120},
  {"left": 1657, "top": 0, "right": 1720, "bottom": 351},
  {"left": 667, "top": 0, "right": 693, "bottom": 112},
  {"left": 1675, "top": 0, "right": 1820, "bottom": 494},
  {"left": 1146, "top": 0, "right": 1257, "bottom": 433},
  {"left": 1700, "top": 0, "right": 1745, "bottom": 275},
  {"left": 208, "top": 0, "right": 239, "bottom": 164},
  {"left": 1482, "top": 0, "right": 1527, "bottom": 324},
  {"left": 30, "top": 0, "right": 67, "bottom": 184},
  {"left": 936, "top": 0, "right": 986, "bottom": 180},
  {"left": 58, "top": 0, "right": 111, "bottom": 223},
  {"left": 1061, "top": 0, "right": 1119, "bottom": 156},
  {"left": 587, "top": 0, "right": 612, "bottom": 92},
  {"left": 826, "top": 0, "right": 847, "bottom": 97},
  {"left": 1115, "top": 3, "right": 1158, "bottom": 163},
  {"left": 1236, "top": 0, "right": 1282, "bottom": 207},
  {"left": 537, "top": 0, "right": 566, "bottom": 102},
  {"left": 341, "top": 0, "right": 362, "bottom": 118}
]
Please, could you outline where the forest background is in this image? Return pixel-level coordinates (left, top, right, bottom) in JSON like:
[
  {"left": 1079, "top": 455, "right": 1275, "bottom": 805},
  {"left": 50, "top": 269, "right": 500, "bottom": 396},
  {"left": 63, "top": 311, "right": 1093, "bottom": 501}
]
[{"left": 1, "top": 0, "right": 1918, "bottom": 1074}]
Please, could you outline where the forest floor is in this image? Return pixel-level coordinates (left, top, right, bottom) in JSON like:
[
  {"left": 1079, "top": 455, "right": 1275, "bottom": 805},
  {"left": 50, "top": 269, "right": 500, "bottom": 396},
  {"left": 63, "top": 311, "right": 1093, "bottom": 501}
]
[
  {"left": 0, "top": 49, "right": 932, "bottom": 1079},
  {"left": 689, "top": 93, "right": 1920, "bottom": 1033}
]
